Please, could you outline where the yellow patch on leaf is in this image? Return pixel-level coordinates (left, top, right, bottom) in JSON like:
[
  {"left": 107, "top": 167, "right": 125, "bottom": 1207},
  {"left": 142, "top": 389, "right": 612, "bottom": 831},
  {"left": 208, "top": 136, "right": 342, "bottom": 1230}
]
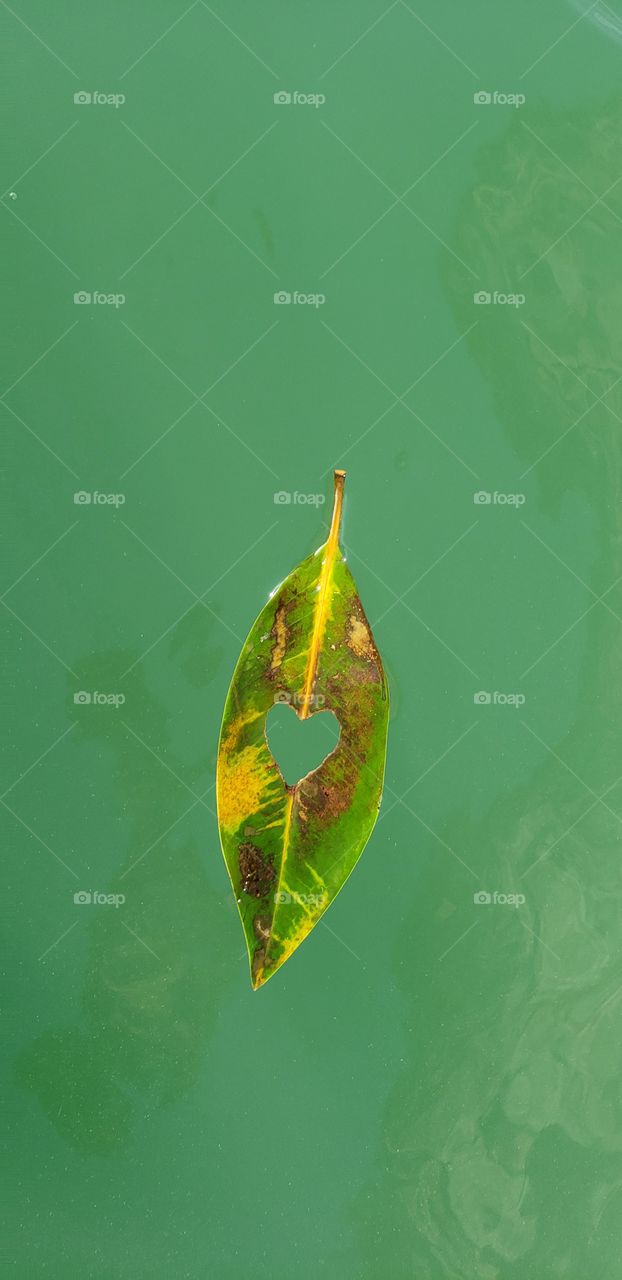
[
  {"left": 218, "top": 744, "right": 268, "bottom": 834},
  {"left": 217, "top": 709, "right": 267, "bottom": 834}
]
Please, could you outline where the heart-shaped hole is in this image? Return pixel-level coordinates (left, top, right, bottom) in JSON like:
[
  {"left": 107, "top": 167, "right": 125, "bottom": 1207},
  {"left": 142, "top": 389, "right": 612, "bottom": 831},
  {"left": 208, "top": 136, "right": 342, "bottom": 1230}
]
[{"left": 266, "top": 701, "right": 341, "bottom": 787}]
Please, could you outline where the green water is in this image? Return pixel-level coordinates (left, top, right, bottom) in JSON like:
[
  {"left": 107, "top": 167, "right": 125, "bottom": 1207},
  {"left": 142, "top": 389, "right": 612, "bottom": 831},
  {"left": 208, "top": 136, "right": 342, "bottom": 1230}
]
[{"left": 4, "top": 1, "right": 622, "bottom": 1275}]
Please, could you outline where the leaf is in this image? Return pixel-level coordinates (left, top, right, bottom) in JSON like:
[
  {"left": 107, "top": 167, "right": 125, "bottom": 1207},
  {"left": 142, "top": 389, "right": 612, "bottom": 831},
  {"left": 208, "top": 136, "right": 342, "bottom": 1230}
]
[{"left": 216, "top": 470, "right": 389, "bottom": 988}]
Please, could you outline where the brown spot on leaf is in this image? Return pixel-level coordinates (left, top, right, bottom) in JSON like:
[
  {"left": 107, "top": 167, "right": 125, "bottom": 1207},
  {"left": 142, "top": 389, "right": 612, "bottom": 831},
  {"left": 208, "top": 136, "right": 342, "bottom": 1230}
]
[
  {"left": 269, "top": 597, "right": 288, "bottom": 673},
  {"left": 252, "top": 945, "right": 266, "bottom": 984},
  {"left": 347, "top": 614, "right": 374, "bottom": 659},
  {"left": 299, "top": 763, "right": 355, "bottom": 824},
  {"left": 341, "top": 661, "right": 376, "bottom": 687},
  {"left": 238, "top": 842, "right": 275, "bottom": 898},
  {"left": 344, "top": 595, "right": 382, "bottom": 678},
  {"left": 253, "top": 913, "right": 271, "bottom": 942}
]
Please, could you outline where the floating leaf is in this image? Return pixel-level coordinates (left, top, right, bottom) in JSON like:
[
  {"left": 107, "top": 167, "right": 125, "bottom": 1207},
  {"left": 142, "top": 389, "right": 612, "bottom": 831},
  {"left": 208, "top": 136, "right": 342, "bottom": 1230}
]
[{"left": 216, "top": 470, "right": 389, "bottom": 988}]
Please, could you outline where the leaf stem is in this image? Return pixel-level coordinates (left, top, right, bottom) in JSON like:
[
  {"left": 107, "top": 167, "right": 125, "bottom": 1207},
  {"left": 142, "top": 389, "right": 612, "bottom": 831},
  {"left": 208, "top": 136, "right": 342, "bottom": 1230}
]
[
  {"left": 328, "top": 469, "right": 346, "bottom": 551},
  {"left": 298, "top": 470, "right": 346, "bottom": 720}
]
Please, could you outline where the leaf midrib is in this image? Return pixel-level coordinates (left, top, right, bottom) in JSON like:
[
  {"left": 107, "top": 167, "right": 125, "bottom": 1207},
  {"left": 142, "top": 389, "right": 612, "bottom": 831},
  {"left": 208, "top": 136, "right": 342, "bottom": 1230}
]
[{"left": 261, "top": 535, "right": 339, "bottom": 979}]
